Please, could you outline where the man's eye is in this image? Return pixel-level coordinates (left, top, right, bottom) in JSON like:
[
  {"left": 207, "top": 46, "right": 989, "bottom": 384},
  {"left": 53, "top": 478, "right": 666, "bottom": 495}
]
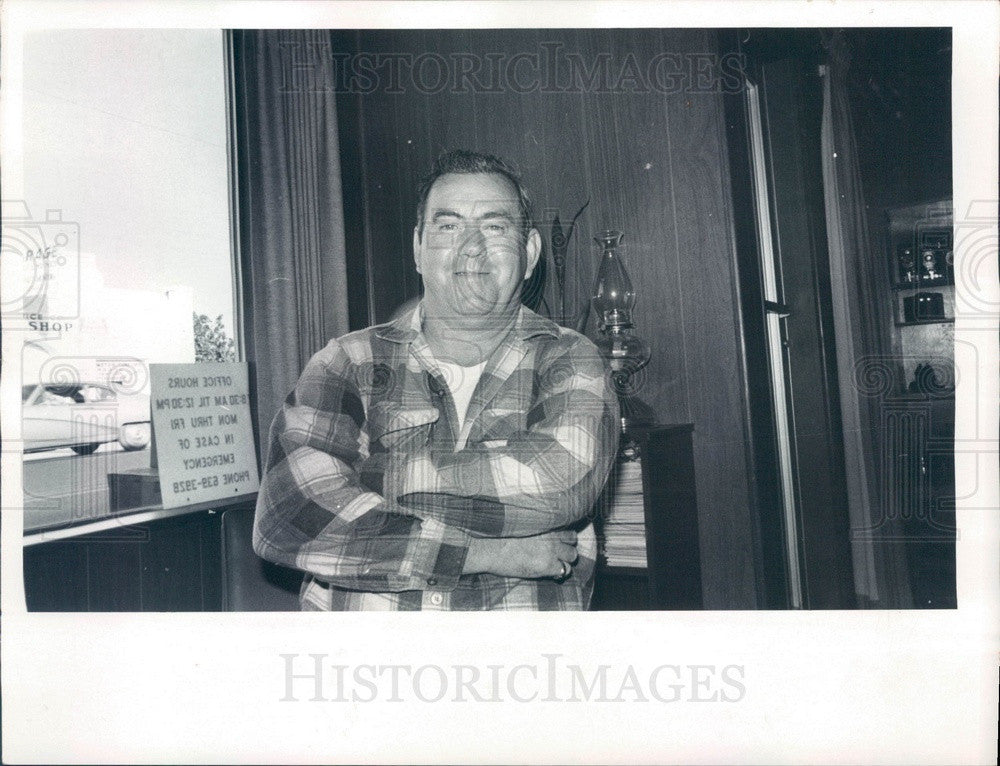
[
  {"left": 485, "top": 223, "right": 507, "bottom": 234},
  {"left": 438, "top": 223, "right": 458, "bottom": 231}
]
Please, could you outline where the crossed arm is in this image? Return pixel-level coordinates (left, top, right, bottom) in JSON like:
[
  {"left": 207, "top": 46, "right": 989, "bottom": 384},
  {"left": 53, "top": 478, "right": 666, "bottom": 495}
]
[{"left": 252, "top": 334, "right": 619, "bottom": 593}]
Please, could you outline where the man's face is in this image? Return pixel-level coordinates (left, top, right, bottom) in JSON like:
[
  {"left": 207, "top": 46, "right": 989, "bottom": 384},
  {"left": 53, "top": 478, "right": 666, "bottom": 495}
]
[{"left": 414, "top": 172, "right": 540, "bottom": 324}]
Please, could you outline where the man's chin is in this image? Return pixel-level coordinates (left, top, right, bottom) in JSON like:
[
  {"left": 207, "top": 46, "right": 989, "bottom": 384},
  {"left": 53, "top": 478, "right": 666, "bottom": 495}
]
[
  {"left": 422, "top": 290, "right": 521, "bottom": 325},
  {"left": 448, "top": 293, "right": 503, "bottom": 316}
]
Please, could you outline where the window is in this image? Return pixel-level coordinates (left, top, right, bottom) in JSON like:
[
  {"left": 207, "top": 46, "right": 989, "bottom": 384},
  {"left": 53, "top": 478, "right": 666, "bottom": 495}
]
[{"left": 14, "top": 30, "right": 237, "bottom": 529}]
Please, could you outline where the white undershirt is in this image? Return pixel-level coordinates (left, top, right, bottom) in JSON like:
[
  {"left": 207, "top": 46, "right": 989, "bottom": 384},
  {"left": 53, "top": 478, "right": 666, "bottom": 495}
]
[{"left": 436, "top": 360, "right": 487, "bottom": 430}]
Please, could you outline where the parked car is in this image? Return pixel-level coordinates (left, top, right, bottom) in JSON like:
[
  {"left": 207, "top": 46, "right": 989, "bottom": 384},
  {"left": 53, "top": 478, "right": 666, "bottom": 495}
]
[{"left": 21, "top": 382, "right": 151, "bottom": 454}]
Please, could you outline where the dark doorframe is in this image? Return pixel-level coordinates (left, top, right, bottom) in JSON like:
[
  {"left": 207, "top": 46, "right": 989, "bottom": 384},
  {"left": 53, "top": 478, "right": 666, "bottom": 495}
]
[
  {"left": 722, "top": 32, "right": 789, "bottom": 609},
  {"left": 721, "top": 29, "right": 856, "bottom": 609}
]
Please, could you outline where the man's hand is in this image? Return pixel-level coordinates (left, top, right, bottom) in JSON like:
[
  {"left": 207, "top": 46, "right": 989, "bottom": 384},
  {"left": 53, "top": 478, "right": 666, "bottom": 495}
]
[{"left": 463, "top": 530, "right": 578, "bottom": 579}]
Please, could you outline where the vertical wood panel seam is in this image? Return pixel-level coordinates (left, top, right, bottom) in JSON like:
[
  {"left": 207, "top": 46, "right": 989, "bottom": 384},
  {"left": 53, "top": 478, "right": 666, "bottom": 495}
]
[
  {"left": 575, "top": 36, "right": 595, "bottom": 325},
  {"left": 662, "top": 98, "right": 692, "bottom": 423}
]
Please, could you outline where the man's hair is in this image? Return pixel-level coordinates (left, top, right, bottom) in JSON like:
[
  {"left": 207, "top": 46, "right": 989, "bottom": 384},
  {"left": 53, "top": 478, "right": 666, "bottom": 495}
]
[{"left": 415, "top": 149, "right": 534, "bottom": 241}]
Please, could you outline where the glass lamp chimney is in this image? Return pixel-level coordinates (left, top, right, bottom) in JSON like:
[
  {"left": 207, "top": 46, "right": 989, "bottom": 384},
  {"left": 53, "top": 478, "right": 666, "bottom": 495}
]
[
  {"left": 591, "top": 230, "right": 650, "bottom": 375},
  {"left": 590, "top": 229, "right": 653, "bottom": 434},
  {"left": 592, "top": 230, "right": 636, "bottom": 331}
]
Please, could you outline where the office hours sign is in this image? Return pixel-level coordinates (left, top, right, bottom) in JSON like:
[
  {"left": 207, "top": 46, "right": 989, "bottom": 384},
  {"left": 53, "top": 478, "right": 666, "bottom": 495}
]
[{"left": 150, "top": 362, "right": 259, "bottom": 508}]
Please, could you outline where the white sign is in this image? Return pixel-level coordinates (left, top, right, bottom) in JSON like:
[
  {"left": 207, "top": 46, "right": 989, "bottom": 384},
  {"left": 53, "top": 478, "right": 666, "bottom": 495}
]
[{"left": 150, "top": 362, "right": 259, "bottom": 509}]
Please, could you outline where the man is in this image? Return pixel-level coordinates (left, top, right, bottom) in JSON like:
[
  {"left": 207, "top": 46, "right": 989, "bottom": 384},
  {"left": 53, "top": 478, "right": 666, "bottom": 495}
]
[{"left": 254, "top": 150, "right": 619, "bottom": 610}]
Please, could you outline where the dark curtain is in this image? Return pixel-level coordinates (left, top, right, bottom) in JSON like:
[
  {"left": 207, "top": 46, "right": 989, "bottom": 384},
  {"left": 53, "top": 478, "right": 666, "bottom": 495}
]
[
  {"left": 820, "top": 32, "right": 913, "bottom": 607},
  {"left": 229, "top": 30, "right": 351, "bottom": 464}
]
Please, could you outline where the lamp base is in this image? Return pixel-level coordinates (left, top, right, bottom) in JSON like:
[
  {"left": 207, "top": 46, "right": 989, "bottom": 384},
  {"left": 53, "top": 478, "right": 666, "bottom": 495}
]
[
  {"left": 618, "top": 393, "right": 655, "bottom": 432},
  {"left": 616, "top": 395, "right": 655, "bottom": 461}
]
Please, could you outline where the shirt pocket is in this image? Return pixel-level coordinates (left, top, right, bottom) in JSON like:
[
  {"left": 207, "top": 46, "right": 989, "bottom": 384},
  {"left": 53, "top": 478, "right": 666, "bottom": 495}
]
[{"left": 367, "top": 400, "right": 439, "bottom": 452}]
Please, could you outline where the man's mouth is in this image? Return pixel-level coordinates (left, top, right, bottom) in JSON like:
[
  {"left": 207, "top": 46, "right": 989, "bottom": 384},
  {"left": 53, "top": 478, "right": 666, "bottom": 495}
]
[{"left": 454, "top": 271, "right": 490, "bottom": 276}]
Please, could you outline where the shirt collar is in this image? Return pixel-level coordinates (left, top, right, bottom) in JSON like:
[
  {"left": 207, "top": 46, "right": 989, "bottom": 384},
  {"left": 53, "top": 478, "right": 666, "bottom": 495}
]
[{"left": 374, "top": 302, "right": 561, "bottom": 345}]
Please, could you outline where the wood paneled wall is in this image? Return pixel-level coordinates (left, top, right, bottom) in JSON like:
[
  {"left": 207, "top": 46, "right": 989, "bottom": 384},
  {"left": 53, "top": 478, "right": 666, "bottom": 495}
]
[{"left": 337, "top": 28, "right": 758, "bottom": 608}]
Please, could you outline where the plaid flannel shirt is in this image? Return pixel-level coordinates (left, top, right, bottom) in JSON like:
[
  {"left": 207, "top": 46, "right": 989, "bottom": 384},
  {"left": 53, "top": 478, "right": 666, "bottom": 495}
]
[{"left": 253, "top": 304, "right": 619, "bottom": 610}]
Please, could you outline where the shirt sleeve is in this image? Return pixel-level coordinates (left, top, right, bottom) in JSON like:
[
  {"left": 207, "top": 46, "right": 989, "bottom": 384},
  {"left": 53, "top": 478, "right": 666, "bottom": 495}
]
[
  {"left": 252, "top": 339, "right": 470, "bottom": 593},
  {"left": 393, "top": 334, "right": 620, "bottom": 538}
]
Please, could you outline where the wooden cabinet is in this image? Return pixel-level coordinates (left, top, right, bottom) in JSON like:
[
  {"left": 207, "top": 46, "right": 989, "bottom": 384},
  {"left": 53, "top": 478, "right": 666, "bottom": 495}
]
[
  {"left": 883, "top": 395, "right": 956, "bottom": 608},
  {"left": 591, "top": 424, "right": 702, "bottom": 610},
  {"left": 882, "top": 200, "right": 956, "bottom": 608},
  {"left": 23, "top": 506, "right": 231, "bottom": 612}
]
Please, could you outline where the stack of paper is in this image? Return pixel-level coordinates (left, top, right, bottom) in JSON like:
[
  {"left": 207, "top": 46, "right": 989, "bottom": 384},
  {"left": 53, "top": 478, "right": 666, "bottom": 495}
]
[{"left": 596, "top": 459, "right": 647, "bottom": 568}]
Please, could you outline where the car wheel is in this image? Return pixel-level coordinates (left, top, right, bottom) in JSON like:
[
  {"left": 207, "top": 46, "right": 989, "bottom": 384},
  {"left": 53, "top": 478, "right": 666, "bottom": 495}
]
[
  {"left": 72, "top": 443, "right": 101, "bottom": 455},
  {"left": 119, "top": 422, "right": 151, "bottom": 451}
]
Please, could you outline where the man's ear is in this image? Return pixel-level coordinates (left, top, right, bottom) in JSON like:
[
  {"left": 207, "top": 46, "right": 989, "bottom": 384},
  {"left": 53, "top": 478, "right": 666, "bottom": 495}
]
[
  {"left": 412, "top": 226, "right": 423, "bottom": 274},
  {"left": 523, "top": 228, "right": 541, "bottom": 280}
]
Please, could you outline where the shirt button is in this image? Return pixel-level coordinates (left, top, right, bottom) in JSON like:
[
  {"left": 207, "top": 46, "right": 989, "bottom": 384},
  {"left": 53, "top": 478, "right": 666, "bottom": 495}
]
[
  {"left": 429, "top": 592, "right": 443, "bottom": 606},
  {"left": 427, "top": 577, "right": 438, "bottom": 586}
]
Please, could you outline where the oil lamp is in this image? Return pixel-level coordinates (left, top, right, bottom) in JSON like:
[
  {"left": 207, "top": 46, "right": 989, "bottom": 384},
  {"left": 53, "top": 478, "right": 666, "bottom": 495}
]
[{"left": 590, "top": 229, "right": 653, "bottom": 433}]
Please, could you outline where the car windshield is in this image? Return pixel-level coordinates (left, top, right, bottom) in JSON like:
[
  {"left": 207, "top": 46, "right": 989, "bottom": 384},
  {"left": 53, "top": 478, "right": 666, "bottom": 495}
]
[
  {"left": 39, "top": 386, "right": 82, "bottom": 404},
  {"left": 83, "top": 386, "right": 116, "bottom": 403}
]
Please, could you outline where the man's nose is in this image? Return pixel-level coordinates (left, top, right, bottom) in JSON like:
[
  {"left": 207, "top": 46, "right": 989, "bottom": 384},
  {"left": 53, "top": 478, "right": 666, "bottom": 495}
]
[{"left": 459, "top": 226, "right": 486, "bottom": 258}]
